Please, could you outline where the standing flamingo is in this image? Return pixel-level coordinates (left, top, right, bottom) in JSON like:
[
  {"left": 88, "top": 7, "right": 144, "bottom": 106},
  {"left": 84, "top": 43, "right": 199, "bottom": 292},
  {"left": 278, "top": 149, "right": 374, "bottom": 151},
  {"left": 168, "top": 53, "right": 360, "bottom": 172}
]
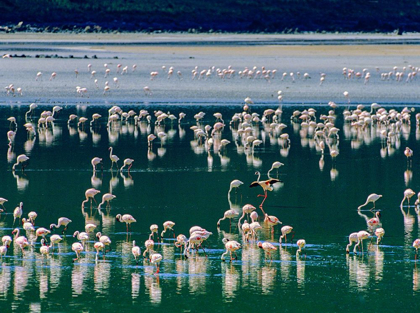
[
  {"left": 150, "top": 251, "right": 163, "bottom": 274},
  {"left": 116, "top": 214, "right": 136, "bottom": 232},
  {"left": 357, "top": 193, "right": 382, "bottom": 211},
  {"left": 12, "top": 228, "right": 30, "bottom": 255},
  {"left": 50, "top": 217, "right": 72, "bottom": 234},
  {"left": 0, "top": 197, "right": 7, "bottom": 211},
  {"left": 98, "top": 193, "right": 116, "bottom": 209},
  {"left": 375, "top": 228, "right": 385, "bottom": 244},
  {"left": 401, "top": 188, "right": 416, "bottom": 207},
  {"left": 267, "top": 161, "right": 284, "bottom": 179},
  {"left": 94, "top": 241, "right": 105, "bottom": 261},
  {"left": 161, "top": 221, "right": 175, "bottom": 238},
  {"left": 264, "top": 213, "right": 282, "bottom": 234},
  {"left": 13, "top": 202, "right": 23, "bottom": 226},
  {"left": 217, "top": 209, "right": 239, "bottom": 228},
  {"left": 72, "top": 242, "right": 84, "bottom": 262},
  {"left": 132, "top": 240, "right": 141, "bottom": 264},
  {"left": 81, "top": 188, "right": 100, "bottom": 208},
  {"left": 296, "top": 239, "right": 306, "bottom": 256},
  {"left": 120, "top": 158, "right": 134, "bottom": 172},
  {"left": 109, "top": 147, "right": 120, "bottom": 170},
  {"left": 346, "top": 232, "right": 359, "bottom": 253},
  {"left": 12, "top": 154, "right": 30, "bottom": 171},
  {"left": 175, "top": 234, "right": 188, "bottom": 255},
  {"left": 221, "top": 238, "right": 241, "bottom": 262},
  {"left": 238, "top": 204, "right": 256, "bottom": 228},
  {"left": 91, "top": 157, "right": 103, "bottom": 172},
  {"left": 228, "top": 179, "right": 243, "bottom": 201},
  {"left": 279, "top": 225, "right": 294, "bottom": 245},
  {"left": 353, "top": 231, "right": 370, "bottom": 253},
  {"left": 258, "top": 241, "right": 277, "bottom": 262}
]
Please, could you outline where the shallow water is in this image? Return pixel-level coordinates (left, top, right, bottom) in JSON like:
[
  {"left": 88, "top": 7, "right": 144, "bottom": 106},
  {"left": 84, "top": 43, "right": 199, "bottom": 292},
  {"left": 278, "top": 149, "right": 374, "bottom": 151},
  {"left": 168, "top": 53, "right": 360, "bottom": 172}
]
[{"left": 2, "top": 40, "right": 420, "bottom": 311}]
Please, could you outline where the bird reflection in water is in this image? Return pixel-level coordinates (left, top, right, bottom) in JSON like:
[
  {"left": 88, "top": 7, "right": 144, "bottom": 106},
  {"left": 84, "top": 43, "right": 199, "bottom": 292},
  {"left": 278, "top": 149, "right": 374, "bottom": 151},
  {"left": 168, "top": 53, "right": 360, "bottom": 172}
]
[
  {"left": 222, "top": 263, "right": 239, "bottom": 299},
  {"left": 279, "top": 246, "right": 292, "bottom": 284},
  {"left": 120, "top": 171, "right": 134, "bottom": 188},
  {"left": 71, "top": 261, "right": 89, "bottom": 296},
  {"left": 144, "top": 266, "right": 162, "bottom": 304},
  {"left": 94, "top": 261, "right": 111, "bottom": 294},
  {"left": 188, "top": 257, "right": 207, "bottom": 294},
  {"left": 13, "top": 265, "right": 29, "bottom": 300},
  {"left": 260, "top": 264, "right": 277, "bottom": 295},
  {"left": 347, "top": 254, "right": 370, "bottom": 291},
  {"left": 296, "top": 256, "right": 305, "bottom": 289},
  {"left": 39, "top": 267, "right": 49, "bottom": 299},
  {"left": 131, "top": 272, "right": 141, "bottom": 298},
  {"left": 13, "top": 171, "right": 29, "bottom": 192},
  {"left": 0, "top": 265, "right": 11, "bottom": 298},
  {"left": 91, "top": 172, "right": 102, "bottom": 189}
]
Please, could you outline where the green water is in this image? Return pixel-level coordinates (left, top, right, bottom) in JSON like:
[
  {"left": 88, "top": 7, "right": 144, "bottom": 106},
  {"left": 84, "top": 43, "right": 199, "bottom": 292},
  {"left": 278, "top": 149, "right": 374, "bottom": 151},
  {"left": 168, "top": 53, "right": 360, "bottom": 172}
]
[{"left": 0, "top": 103, "right": 420, "bottom": 313}]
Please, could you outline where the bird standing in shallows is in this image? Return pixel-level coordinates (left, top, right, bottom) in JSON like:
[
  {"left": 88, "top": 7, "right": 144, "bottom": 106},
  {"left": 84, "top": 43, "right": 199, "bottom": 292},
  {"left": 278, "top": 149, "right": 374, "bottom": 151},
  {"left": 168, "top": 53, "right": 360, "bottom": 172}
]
[
  {"left": 150, "top": 251, "right": 163, "bottom": 274},
  {"left": 94, "top": 241, "right": 105, "bottom": 261},
  {"left": 221, "top": 238, "right": 241, "bottom": 262},
  {"left": 250, "top": 171, "right": 281, "bottom": 213},
  {"left": 414, "top": 239, "right": 420, "bottom": 260},
  {"left": 228, "top": 179, "right": 243, "bottom": 202},
  {"left": 217, "top": 209, "right": 239, "bottom": 228},
  {"left": 353, "top": 231, "right": 370, "bottom": 254},
  {"left": 296, "top": 239, "right": 306, "bottom": 257},
  {"left": 375, "top": 228, "right": 385, "bottom": 245},
  {"left": 116, "top": 214, "right": 136, "bottom": 232},
  {"left": 401, "top": 188, "right": 416, "bottom": 207},
  {"left": 346, "top": 232, "right": 359, "bottom": 253},
  {"left": 279, "top": 226, "right": 294, "bottom": 245},
  {"left": 0, "top": 197, "right": 8, "bottom": 211},
  {"left": 405, "top": 147, "right": 413, "bottom": 167},
  {"left": 98, "top": 193, "right": 116, "bottom": 210},
  {"left": 50, "top": 217, "right": 72, "bottom": 234},
  {"left": 161, "top": 221, "right": 175, "bottom": 238},
  {"left": 357, "top": 193, "right": 382, "bottom": 212},
  {"left": 13, "top": 202, "right": 23, "bottom": 226},
  {"left": 82, "top": 188, "right": 100, "bottom": 208},
  {"left": 91, "top": 157, "right": 103, "bottom": 172},
  {"left": 258, "top": 241, "right": 277, "bottom": 262},
  {"left": 267, "top": 161, "right": 284, "bottom": 179},
  {"left": 108, "top": 147, "right": 120, "bottom": 170},
  {"left": 132, "top": 240, "right": 141, "bottom": 264},
  {"left": 12, "top": 154, "right": 29, "bottom": 171},
  {"left": 72, "top": 242, "right": 84, "bottom": 262},
  {"left": 120, "top": 158, "right": 134, "bottom": 172},
  {"left": 264, "top": 213, "right": 282, "bottom": 235}
]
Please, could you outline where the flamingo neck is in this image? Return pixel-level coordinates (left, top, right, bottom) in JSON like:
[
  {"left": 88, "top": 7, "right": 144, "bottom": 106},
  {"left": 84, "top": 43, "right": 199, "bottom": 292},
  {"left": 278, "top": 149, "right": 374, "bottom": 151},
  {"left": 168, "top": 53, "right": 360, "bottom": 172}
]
[{"left": 256, "top": 172, "right": 261, "bottom": 182}]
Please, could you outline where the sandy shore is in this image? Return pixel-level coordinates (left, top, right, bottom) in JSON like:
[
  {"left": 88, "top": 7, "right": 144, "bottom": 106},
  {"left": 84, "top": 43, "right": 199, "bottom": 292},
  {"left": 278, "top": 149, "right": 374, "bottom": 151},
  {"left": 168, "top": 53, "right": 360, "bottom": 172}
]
[{"left": 1, "top": 33, "right": 420, "bottom": 105}]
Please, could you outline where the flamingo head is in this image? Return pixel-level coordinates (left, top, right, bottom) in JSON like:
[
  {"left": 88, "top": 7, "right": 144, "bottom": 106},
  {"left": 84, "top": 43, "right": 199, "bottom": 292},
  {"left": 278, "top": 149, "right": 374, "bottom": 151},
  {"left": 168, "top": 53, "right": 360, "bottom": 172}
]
[{"left": 257, "top": 242, "right": 263, "bottom": 249}]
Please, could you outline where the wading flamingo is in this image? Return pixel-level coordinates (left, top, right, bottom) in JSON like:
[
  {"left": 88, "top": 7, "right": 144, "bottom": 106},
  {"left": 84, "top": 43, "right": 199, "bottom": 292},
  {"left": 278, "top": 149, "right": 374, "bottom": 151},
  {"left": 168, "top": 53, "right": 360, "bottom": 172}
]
[
  {"left": 221, "top": 238, "right": 241, "bottom": 262},
  {"left": 116, "top": 214, "right": 136, "bottom": 232},
  {"left": 357, "top": 193, "right": 382, "bottom": 211},
  {"left": 250, "top": 171, "right": 281, "bottom": 213}
]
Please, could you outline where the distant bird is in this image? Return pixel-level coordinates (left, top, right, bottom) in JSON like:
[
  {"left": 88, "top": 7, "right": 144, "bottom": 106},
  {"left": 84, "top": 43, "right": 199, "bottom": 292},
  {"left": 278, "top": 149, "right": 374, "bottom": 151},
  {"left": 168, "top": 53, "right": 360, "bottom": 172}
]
[
  {"left": 267, "top": 161, "right": 284, "bottom": 179},
  {"left": 72, "top": 242, "right": 84, "bottom": 262},
  {"left": 217, "top": 209, "right": 239, "bottom": 227},
  {"left": 221, "top": 238, "right": 241, "bottom": 262},
  {"left": 12, "top": 154, "right": 30, "bottom": 171},
  {"left": 258, "top": 241, "right": 277, "bottom": 261},
  {"left": 279, "top": 226, "right": 294, "bottom": 244},
  {"left": 81, "top": 188, "right": 100, "bottom": 208},
  {"left": 228, "top": 179, "right": 243, "bottom": 199},
  {"left": 50, "top": 217, "right": 72, "bottom": 234},
  {"left": 296, "top": 239, "right": 306, "bottom": 256},
  {"left": 132, "top": 240, "right": 142, "bottom": 264},
  {"left": 375, "top": 227, "right": 385, "bottom": 244},
  {"left": 357, "top": 193, "right": 382, "bottom": 212},
  {"left": 108, "top": 147, "right": 120, "bottom": 169},
  {"left": 98, "top": 193, "right": 116, "bottom": 209},
  {"left": 401, "top": 188, "right": 416, "bottom": 207},
  {"left": 405, "top": 147, "right": 413, "bottom": 166},
  {"left": 354, "top": 231, "right": 370, "bottom": 253},
  {"left": 13, "top": 202, "right": 23, "bottom": 226},
  {"left": 91, "top": 157, "right": 103, "bottom": 172},
  {"left": 161, "top": 221, "right": 175, "bottom": 238},
  {"left": 346, "top": 232, "right": 359, "bottom": 253},
  {"left": 120, "top": 158, "right": 134, "bottom": 172},
  {"left": 250, "top": 171, "right": 281, "bottom": 212},
  {"left": 116, "top": 214, "right": 136, "bottom": 232},
  {"left": 414, "top": 239, "right": 420, "bottom": 260}
]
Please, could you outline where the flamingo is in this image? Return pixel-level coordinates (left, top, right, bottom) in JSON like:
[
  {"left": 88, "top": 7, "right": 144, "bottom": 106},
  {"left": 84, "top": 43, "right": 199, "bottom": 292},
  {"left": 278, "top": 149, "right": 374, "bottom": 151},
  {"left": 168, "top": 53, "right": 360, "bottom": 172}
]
[
  {"left": 81, "top": 188, "right": 100, "bottom": 208},
  {"left": 96, "top": 232, "right": 112, "bottom": 251},
  {"left": 132, "top": 240, "right": 141, "bottom": 264},
  {"left": 264, "top": 213, "right": 282, "bottom": 234},
  {"left": 116, "top": 214, "right": 136, "bottom": 232},
  {"left": 357, "top": 193, "right": 382, "bottom": 211},
  {"left": 2, "top": 235, "right": 12, "bottom": 247},
  {"left": 367, "top": 211, "right": 381, "bottom": 229},
  {"left": 238, "top": 204, "right": 256, "bottom": 228},
  {"left": 85, "top": 223, "right": 97, "bottom": 233},
  {"left": 50, "top": 217, "right": 72, "bottom": 233},
  {"left": 143, "top": 238, "right": 154, "bottom": 259},
  {"left": 174, "top": 234, "right": 188, "bottom": 255},
  {"left": 91, "top": 157, "right": 103, "bottom": 172},
  {"left": 72, "top": 242, "right": 84, "bottom": 261},
  {"left": 94, "top": 241, "right": 105, "bottom": 261},
  {"left": 73, "top": 231, "right": 89, "bottom": 247},
  {"left": 0, "top": 197, "right": 7, "bottom": 211},
  {"left": 34, "top": 227, "right": 51, "bottom": 243},
  {"left": 0, "top": 244, "right": 7, "bottom": 260},
  {"left": 98, "top": 193, "right": 116, "bottom": 209},
  {"left": 13, "top": 202, "right": 23, "bottom": 226},
  {"left": 25, "top": 103, "right": 38, "bottom": 119},
  {"left": 250, "top": 171, "right": 281, "bottom": 212},
  {"left": 401, "top": 188, "right": 416, "bottom": 207},
  {"left": 161, "top": 221, "right": 175, "bottom": 238},
  {"left": 375, "top": 228, "right": 385, "bottom": 244},
  {"left": 258, "top": 241, "right": 277, "bottom": 261},
  {"left": 149, "top": 224, "right": 159, "bottom": 241},
  {"left": 228, "top": 179, "right": 243, "bottom": 200},
  {"left": 150, "top": 251, "right": 163, "bottom": 274},
  {"left": 414, "top": 239, "right": 420, "bottom": 260},
  {"left": 353, "top": 231, "right": 370, "bottom": 253},
  {"left": 221, "top": 238, "right": 241, "bottom": 262},
  {"left": 346, "top": 232, "right": 359, "bottom": 253},
  {"left": 405, "top": 147, "right": 413, "bottom": 166},
  {"left": 296, "top": 239, "right": 306, "bottom": 256},
  {"left": 109, "top": 147, "right": 120, "bottom": 170},
  {"left": 22, "top": 218, "right": 35, "bottom": 232},
  {"left": 217, "top": 209, "right": 239, "bottom": 227},
  {"left": 12, "top": 228, "right": 30, "bottom": 255},
  {"left": 120, "top": 158, "right": 134, "bottom": 172},
  {"left": 267, "top": 161, "right": 284, "bottom": 179},
  {"left": 49, "top": 234, "right": 62, "bottom": 251},
  {"left": 40, "top": 239, "right": 50, "bottom": 256},
  {"left": 12, "top": 154, "right": 30, "bottom": 171},
  {"left": 279, "top": 225, "right": 294, "bottom": 244},
  {"left": 28, "top": 211, "right": 37, "bottom": 225}
]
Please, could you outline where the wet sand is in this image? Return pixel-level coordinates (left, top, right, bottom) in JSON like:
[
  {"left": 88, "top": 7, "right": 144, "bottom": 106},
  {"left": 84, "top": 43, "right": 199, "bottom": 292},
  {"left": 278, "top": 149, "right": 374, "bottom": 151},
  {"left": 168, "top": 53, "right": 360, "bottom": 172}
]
[{"left": 1, "top": 33, "right": 420, "bottom": 105}]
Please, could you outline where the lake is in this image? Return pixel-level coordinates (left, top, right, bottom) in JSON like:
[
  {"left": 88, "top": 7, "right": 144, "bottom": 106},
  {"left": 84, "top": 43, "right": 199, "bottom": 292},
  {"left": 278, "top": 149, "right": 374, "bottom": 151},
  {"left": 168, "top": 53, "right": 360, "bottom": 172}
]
[{"left": 1, "top": 34, "right": 420, "bottom": 312}]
